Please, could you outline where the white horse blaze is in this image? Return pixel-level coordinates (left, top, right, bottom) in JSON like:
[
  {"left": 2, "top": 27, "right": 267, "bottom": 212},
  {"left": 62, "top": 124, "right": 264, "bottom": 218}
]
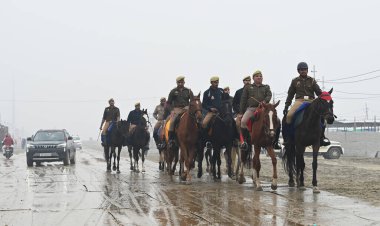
[{"left": 268, "top": 111, "right": 274, "bottom": 130}]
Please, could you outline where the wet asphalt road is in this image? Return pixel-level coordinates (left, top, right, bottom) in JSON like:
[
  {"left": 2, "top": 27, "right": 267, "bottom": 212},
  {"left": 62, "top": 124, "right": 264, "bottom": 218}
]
[{"left": 1, "top": 147, "right": 380, "bottom": 226}]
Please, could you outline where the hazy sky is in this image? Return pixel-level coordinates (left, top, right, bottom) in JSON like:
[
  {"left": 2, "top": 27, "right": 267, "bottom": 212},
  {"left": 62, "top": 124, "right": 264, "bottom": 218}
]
[{"left": 1, "top": 0, "right": 380, "bottom": 140}]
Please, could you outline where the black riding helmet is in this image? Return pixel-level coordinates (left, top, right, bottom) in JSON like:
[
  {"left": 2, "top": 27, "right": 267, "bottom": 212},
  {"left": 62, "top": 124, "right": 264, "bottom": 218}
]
[{"left": 297, "top": 62, "right": 308, "bottom": 70}]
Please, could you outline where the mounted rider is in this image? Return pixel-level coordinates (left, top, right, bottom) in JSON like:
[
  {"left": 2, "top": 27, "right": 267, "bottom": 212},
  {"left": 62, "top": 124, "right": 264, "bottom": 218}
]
[
  {"left": 2, "top": 134, "right": 14, "bottom": 152},
  {"left": 233, "top": 75, "right": 252, "bottom": 135},
  {"left": 153, "top": 97, "right": 166, "bottom": 148},
  {"left": 167, "top": 76, "right": 194, "bottom": 147},
  {"left": 99, "top": 98, "right": 120, "bottom": 146},
  {"left": 127, "top": 102, "right": 150, "bottom": 153},
  {"left": 239, "top": 70, "right": 272, "bottom": 149},
  {"left": 202, "top": 76, "right": 224, "bottom": 133},
  {"left": 283, "top": 62, "right": 330, "bottom": 146}
]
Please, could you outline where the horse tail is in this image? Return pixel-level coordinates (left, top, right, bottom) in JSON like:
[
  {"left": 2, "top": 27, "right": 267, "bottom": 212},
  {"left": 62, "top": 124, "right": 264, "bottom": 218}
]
[{"left": 282, "top": 143, "right": 296, "bottom": 175}]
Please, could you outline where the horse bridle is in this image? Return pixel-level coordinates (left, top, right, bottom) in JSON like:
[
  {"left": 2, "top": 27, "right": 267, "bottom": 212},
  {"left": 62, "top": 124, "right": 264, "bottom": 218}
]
[{"left": 313, "top": 98, "right": 334, "bottom": 119}]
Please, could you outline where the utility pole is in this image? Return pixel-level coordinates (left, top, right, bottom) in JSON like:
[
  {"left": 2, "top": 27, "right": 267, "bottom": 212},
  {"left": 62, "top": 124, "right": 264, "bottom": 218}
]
[
  {"left": 273, "top": 92, "right": 275, "bottom": 104},
  {"left": 322, "top": 76, "right": 325, "bottom": 90},
  {"left": 311, "top": 65, "right": 317, "bottom": 79},
  {"left": 365, "top": 103, "right": 368, "bottom": 120},
  {"left": 12, "top": 74, "right": 15, "bottom": 135}
]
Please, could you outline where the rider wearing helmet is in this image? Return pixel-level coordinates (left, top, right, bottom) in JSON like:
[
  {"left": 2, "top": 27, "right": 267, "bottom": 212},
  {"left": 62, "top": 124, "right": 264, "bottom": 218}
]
[
  {"left": 99, "top": 98, "right": 120, "bottom": 146},
  {"left": 283, "top": 62, "right": 330, "bottom": 146}
]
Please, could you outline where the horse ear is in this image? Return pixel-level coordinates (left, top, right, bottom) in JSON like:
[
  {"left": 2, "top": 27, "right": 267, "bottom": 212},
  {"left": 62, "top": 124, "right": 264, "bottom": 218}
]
[
  {"left": 197, "top": 92, "right": 201, "bottom": 98},
  {"left": 190, "top": 92, "right": 194, "bottom": 100},
  {"left": 274, "top": 100, "right": 280, "bottom": 108},
  {"left": 328, "top": 88, "right": 333, "bottom": 94}
]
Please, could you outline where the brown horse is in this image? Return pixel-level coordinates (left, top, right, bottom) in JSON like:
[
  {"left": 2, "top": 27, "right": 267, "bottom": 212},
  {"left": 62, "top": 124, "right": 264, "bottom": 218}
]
[
  {"left": 175, "top": 92, "right": 203, "bottom": 183},
  {"left": 159, "top": 118, "right": 179, "bottom": 175},
  {"left": 249, "top": 101, "right": 280, "bottom": 191}
]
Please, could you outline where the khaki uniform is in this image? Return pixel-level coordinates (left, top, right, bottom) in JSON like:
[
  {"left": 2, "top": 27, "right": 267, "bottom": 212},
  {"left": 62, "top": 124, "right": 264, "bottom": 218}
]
[
  {"left": 240, "top": 84, "right": 272, "bottom": 129},
  {"left": 153, "top": 104, "right": 165, "bottom": 130},
  {"left": 167, "top": 87, "right": 193, "bottom": 131},
  {"left": 285, "top": 76, "right": 321, "bottom": 124},
  {"left": 101, "top": 106, "right": 120, "bottom": 135}
]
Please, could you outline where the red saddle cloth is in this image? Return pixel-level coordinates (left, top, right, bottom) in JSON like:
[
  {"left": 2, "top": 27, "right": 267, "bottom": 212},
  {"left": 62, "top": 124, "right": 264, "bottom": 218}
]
[{"left": 247, "top": 109, "right": 261, "bottom": 132}]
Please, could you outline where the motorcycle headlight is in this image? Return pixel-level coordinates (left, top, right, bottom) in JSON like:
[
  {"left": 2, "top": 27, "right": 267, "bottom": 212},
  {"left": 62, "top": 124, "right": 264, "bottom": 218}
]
[{"left": 57, "top": 143, "right": 67, "bottom": 148}]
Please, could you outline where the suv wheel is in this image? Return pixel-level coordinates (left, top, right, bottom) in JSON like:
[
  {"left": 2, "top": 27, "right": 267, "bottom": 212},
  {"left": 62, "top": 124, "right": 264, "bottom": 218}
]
[
  {"left": 326, "top": 147, "right": 341, "bottom": 159},
  {"left": 70, "top": 150, "right": 76, "bottom": 164},
  {"left": 27, "top": 155, "right": 33, "bottom": 167},
  {"left": 63, "top": 150, "right": 70, "bottom": 166}
]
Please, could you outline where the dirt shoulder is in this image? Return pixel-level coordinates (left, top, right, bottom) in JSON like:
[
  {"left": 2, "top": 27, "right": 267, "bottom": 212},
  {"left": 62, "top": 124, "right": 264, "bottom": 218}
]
[{"left": 258, "top": 156, "right": 380, "bottom": 206}]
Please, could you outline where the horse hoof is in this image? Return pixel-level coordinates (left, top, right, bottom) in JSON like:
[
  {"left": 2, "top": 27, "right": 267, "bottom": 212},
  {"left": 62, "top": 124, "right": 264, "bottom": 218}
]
[
  {"left": 117, "top": 170, "right": 121, "bottom": 174},
  {"left": 113, "top": 166, "right": 116, "bottom": 171},
  {"left": 288, "top": 182, "right": 295, "bottom": 187},
  {"left": 238, "top": 176, "right": 245, "bottom": 184},
  {"left": 313, "top": 186, "right": 320, "bottom": 193},
  {"left": 271, "top": 184, "right": 278, "bottom": 190},
  {"left": 197, "top": 172, "right": 202, "bottom": 178},
  {"left": 256, "top": 186, "right": 263, "bottom": 191},
  {"left": 299, "top": 186, "right": 306, "bottom": 191},
  {"left": 136, "top": 169, "right": 140, "bottom": 173},
  {"left": 142, "top": 169, "right": 146, "bottom": 173},
  {"left": 130, "top": 166, "right": 133, "bottom": 171}
]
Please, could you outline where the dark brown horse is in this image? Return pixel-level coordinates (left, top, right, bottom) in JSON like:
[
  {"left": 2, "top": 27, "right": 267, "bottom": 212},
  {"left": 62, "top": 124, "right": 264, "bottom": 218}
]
[
  {"left": 249, "top": 101, "right": 280, "bottom": 190},
  {"left": 158, "top": 118, "right": 179, "bottom": 175},
  {"left": 282, "top": 89, "right": 335, "bottom": 193},
  {"left": 175, "top": 92, "right": 203, "bottom": 183}
]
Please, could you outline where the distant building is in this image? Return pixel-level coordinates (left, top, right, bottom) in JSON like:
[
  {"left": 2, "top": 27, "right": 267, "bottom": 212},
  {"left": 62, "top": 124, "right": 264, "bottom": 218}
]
[
  {"left": 0, "top": 123, "right": 9, "bottom": 141},
  {"left": 328, "top": 120, "right": 380, "bottom": 132}
]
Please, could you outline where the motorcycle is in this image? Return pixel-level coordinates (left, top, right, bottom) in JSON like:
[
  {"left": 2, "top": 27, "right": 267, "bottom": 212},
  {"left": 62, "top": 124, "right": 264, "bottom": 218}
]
[{"left": 2, "top": 145, "right": 14, "bottom": 159}]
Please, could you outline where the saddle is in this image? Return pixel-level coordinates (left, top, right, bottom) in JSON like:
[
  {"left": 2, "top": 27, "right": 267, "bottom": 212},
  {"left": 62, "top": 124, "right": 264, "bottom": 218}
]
[
  {"left": 246, "top": 108, "right": 261, "bottom": 132},
  {"left": 282, "top": 102, "right": 311, "bottom": 141}
]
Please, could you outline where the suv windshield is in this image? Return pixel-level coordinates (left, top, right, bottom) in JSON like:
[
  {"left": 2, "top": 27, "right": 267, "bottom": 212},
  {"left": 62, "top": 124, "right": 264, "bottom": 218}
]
[{"left": 34, "top": 131, "right": 65, "bottom": 142}]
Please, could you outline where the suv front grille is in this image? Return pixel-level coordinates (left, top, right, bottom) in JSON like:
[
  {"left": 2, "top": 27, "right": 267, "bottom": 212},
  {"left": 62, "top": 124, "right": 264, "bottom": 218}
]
[{"left": 35, "top": 145, "right": 57, "bottom": 149}]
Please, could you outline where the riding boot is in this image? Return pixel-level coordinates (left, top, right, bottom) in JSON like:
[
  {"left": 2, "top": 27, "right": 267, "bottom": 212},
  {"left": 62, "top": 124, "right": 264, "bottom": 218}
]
[
  {"left": 240, "top": 128, "right": 250, "bottom": 150},
  {"left": 101, "top": 135, "right": 107, "bottom": 147},
  {"left": 273, "top": 126, "right": 281, "bottom": 149},
  {"left": 168, "top": 131, "right": 176, "bottom": 148},
  {"left": 320, "top": 123, "right": 331, "bottom": 146}
]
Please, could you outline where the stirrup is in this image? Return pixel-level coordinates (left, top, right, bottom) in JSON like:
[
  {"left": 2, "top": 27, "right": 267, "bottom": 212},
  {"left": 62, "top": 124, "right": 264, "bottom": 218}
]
[
  {"left": 240, "top": 142, "right": 248, "bottom": 150},
  {"left": 206, "top": 141, "right": 212, "bottom": 149},
  {"left": 273, "top": 142, "right": 281, "bottom": 149}
]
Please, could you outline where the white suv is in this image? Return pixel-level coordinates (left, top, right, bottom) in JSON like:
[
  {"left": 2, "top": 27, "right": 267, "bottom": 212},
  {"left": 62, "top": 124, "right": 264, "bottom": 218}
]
[{"left": 275, "top": 138, "right": 344, "bottom": 159}]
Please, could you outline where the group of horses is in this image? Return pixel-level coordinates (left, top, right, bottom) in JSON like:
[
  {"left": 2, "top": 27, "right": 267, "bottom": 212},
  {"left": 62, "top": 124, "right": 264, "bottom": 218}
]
[
  {"left": 103, "top": 89, "right": 335, "bottom": 193},
  {"left": 103, "top": 109, "right": 150, "bottom": 174}
]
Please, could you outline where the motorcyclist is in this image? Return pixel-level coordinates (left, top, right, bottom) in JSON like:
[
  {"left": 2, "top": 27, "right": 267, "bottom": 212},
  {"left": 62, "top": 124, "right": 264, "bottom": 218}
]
[{"left": 2, "top": 134, "right": 14, "bottom": 153}]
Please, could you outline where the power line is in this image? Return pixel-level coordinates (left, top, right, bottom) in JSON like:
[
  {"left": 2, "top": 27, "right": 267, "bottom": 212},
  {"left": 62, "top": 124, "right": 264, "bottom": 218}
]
[
  {"left": 324, "top": 74, "right": 380, "bottom": 84},
  {"left": 335, "top": 90, "right": 380, "bottom": 96},
  {"left": 325, "top": 69, "right": 380, "bottom": 82}
]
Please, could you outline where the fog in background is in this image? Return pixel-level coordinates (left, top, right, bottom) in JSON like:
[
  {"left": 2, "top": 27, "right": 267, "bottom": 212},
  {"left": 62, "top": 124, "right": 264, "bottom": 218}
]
[{"left": 1, "top": 0, "right": 380, "bottom": 140}]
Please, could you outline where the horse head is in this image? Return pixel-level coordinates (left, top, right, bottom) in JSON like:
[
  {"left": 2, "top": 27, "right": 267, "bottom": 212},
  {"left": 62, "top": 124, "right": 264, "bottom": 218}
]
[
  {"left": 220, "top": 93, "right": 233, "bottom": 120},
  {"left": 261, "top": 100, "right": 280, "bottom": 138},
  {"left": 189, "top": 92, "right": 203, "bottom": 124},
  {"left": 317, "top": 88, "right": 335, "bottom": 124},
  {"left": 118, "top": 119, "right": 129, "bottom": 136}
]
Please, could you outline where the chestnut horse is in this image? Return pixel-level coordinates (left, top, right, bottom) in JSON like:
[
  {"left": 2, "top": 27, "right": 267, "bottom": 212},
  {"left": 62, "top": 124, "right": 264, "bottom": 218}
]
[
  {"left": 175, "top": 92, "right": 203, "bottom": 183},
  {"left": 282, "top": 89, "right": 335, "bottom": 193},
  {"left": 249, "top": 101, "right": 280, "bottom": 191}
]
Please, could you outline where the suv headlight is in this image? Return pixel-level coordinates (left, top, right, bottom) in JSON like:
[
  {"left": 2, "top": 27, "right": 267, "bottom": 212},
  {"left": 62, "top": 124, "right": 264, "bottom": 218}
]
[
  {"left": 57, "top": 143, "right": 67, "bottom": 148},
  {"left": 27, "top": 144, "right": 35, "bottom": 149}
]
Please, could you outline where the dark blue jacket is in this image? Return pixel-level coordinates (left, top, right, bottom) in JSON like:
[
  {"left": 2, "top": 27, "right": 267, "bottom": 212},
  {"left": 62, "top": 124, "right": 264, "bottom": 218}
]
[
  {"left": 232, "top": 88, "right": 244, "bottom": 114},
  {"left": 126, "top": 109, "right": 143, "bottom": 125},
  {"left": 202, "top": 87, "right": 224, "bottom": 112}
]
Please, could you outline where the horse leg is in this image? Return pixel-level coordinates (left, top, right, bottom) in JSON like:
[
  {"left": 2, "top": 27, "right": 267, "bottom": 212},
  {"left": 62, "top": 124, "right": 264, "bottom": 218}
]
[
  {"left": 286, "top": 143, "right": 296, "bottom": 187},
  {"left": 104, "top": 146, "right": 111, "bottom": 171},
  {"left": 216, "top": 148, "right": 222, "bottom": 180},
  {"left": 142, "top": 149, "right": 146, "bottom": 173},
  {"left": 134, "top": 147, "right": 140, "bottom": 173},
  {"left": 295, "top": 151, "right": 305, "bottom": 190},
  {"left": 112, "top": 147, "right": 117, "bottom": 171},
  {"left": 312, "top": 144, "right": 320, "bottom": 193},
  {"left": 197, "top": 143, "right": 204, "bottom": 178},
  {"left": 252, "top": 145, "right": 262, "bottom": 190},
  {"left": 128, "top": 146, "right": 133, "bottom": 170},
  {"left": 266, "top": 146, "right": 278, "bottom": 190},
  {"left": 238, "top": 147, "right": 246, "bottom": 184},
  {"left": 226, "top": 145, "right": 232, "bottom": 178},
  {"left": 116, "top": 146, "right": 121, "bottom": 174}
]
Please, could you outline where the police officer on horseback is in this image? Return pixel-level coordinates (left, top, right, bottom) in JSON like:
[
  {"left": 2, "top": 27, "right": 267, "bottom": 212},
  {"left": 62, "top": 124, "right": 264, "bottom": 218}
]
[
  {"left": 167, "top": 76, "right": 194, "bottom": 147},
  {"left": 240, "top": 70, "right": 272, "bottom": 149},
  {"left": 283, "top": 62, "right": 330, "bottom": 146},
  {"left": 127, "top": 102, "right": 150, "bottom": 153},
  {"left": 100, "top": 98, "right": 120, "bottom": 146},
  {"left": 153, "top": 97, "right": 166, "bottom": 148},
  {"left": 202, "top": 76, "right": 224, "bottom": 131}
]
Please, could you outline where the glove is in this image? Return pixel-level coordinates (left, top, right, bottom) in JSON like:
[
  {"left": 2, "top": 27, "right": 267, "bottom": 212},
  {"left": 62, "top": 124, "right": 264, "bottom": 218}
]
[{"left": 283, "top": 107, "right": 288, "bottom": 116}]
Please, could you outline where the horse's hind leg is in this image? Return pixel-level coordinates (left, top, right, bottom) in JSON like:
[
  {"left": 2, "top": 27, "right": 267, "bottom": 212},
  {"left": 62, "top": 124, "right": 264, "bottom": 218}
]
[
  {"left": 112, "top": 147, "right": 117, "bottom": 171},
  {"left": 216, "top": 148, "right": 222, "bottom": 180},
  {"left": 266, "top": 146, "right": 278, "bottom": 190},
  {"left": 104, "top": 147, "right": 111, "bottom": 171},
  {"left": 295, "top": 152, "right": 305, "bottom": 190},
  {"left": 128, "top": 146, "right": 133, "bottom": 171},
  {"left": 197, "top": 144, "right": 204, "bottom": 178}
]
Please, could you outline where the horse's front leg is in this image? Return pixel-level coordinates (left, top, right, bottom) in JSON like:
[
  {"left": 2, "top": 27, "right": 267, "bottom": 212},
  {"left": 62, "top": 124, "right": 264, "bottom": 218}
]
[
  {"left": 134, "top": 147, "right": 140, "bottom": 173},
  {"left": 197, "top": 143, "right": 204, "bottom": 178},
  {"left": 128, "top": 146, "right": 133, "bottom": 170},
  {"left": 111, "top": 147, "right": 117, "bottom": 171},
  {"left": 252, "top": 145, "right": 262, "bottom": 190},
  {"left": 295, "top": 150, "right": 305, "bottom": 190},
  {"left": 142, "top": 149, "right": 146, "bottom": 173},
  {"left": 238, "top": 148, "right": 246, "bottom": 184},
  {"left": 216, "top": 148, "right": 222, "bottom": 180},
  {"left": 225, "top": 145, "right": 233, "bottom": 178},
  {"left": 312, "top": 144, "right": 320, "bottom": 193},
  {"left": 116, "top": 146, "right": 121, "bottom": 174},
  {"left": 104, "top": 147, "right": 111, "bottom": 171},
  {"left": 266, "top": 146, "right": 278, "bottom": 190}
]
